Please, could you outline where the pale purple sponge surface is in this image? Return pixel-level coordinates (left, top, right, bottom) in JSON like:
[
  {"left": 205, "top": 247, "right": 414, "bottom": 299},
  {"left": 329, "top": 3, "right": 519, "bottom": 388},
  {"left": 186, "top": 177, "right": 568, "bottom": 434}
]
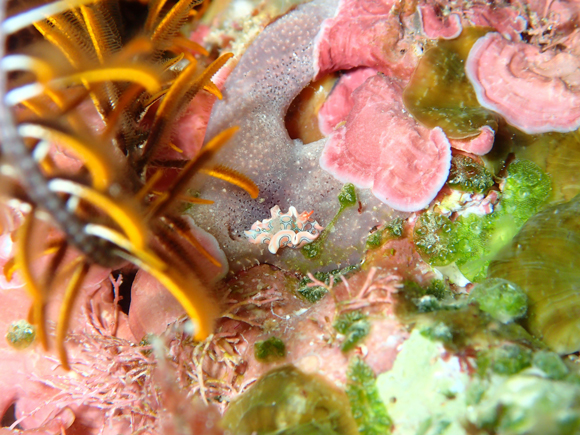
[{"left": 193, "top": 0, "right": 391, "bottom": 271}]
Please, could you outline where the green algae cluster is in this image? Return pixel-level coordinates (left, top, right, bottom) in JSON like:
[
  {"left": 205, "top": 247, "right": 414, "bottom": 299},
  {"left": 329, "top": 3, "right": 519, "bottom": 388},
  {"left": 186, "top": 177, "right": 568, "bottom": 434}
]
[
  {"left": 468, "top": 278, "right": 527, "bottom": 324},
  {"left": 254, "top": 336, "right": 286, "bottom": 362},
  {"left": 402, "top": 28, "right": 497, "bottom": 139},
  {"left": 414, "top": 159, "right": 551, "bottom": 281},
  {"left": 488, "top": 194, "right": 580, "bottom": 354},
  {"left": 333, "top": 310, "right": 370, "bottom": 352},
  {"left": 221, "top": 366, "right": 359, "bottom": 435},
  {"left": 365, "top": 217, "right": 404, "bottom": 250},
  {"left": 302, "top": 183, "right": 358, "bottom": 260},
  {"left": 297, "top": 264, "right": 359, "bottom": 303},
  {"left": 502, "top": 128, "right": 580, "bottom": 203},
  {"left": 346, "top": 358, "right": 391, "bottom": 435},
  {"left": 447, "top": 155, "right": 494, "bottom": 193}
]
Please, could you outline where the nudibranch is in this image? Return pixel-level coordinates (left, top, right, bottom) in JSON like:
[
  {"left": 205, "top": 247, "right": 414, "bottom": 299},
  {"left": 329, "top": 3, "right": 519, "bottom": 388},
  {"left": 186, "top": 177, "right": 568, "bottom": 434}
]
[{"left": 245, "top": 206, "right": 324, "bottom": 254}]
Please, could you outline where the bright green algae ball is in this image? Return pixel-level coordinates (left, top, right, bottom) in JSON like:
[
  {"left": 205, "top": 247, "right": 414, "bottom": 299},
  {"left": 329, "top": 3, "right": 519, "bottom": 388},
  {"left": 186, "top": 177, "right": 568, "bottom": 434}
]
[
  {"left": 502, "top": 160, "right": 553, "bottom": 226},
  {"left": 6, "top": 320, "right": 36, "bottom": 349},
  {"left": 469, "top": 278, "right": 527, "bottom": 323},
  {"left": 402, "top": 27, "right": 497, "bottom": 139},
  {"left": 221, "top": 366, "right": 359, "bottom": 435}
]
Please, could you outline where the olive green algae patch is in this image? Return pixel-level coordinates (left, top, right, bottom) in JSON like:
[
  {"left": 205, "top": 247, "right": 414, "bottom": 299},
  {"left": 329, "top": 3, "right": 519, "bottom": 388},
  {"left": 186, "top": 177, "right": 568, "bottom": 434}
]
[
  {"left": 488, "top": 194, "right": 580, "bottom": 354},
  {"left": 221, "top": 366, "right": 359, "bottom": 435},
  {"left": 334, "top": 310, "right": 370, "bottom": 352},
  {"left": 376, "top": 330, "right": 470, "bottom": 435},
  {"left": 297, "top": 264, "right": 359, "bottom": 303},
  {"left": 402, "top": 27, "right": 496, "bottom": 139},
  {"left": 254, "top": 336, "right": 286, "bottom": 362},
  {"left": 365, "top": 217, "right": 405, "bottom": 250}
]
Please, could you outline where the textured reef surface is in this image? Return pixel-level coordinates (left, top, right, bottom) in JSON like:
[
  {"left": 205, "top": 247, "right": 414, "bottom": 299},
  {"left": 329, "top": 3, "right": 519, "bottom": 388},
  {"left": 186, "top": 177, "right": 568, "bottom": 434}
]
[{"left": 3, "top": 0, "right": 580, "bottom": 434}]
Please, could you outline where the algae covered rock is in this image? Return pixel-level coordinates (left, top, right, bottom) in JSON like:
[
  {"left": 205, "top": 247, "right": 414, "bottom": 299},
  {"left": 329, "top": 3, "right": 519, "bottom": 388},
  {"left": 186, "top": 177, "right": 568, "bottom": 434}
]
[
  {"left": 468, "top": 278, "right": 527, "bottom": 324},
  {"left": 488, "top": 195, "right": 580, "bottom": 354},
  {"left": 468, "top": 375, "right": 580, "bottom": 435},
  {"left": 222, "top": 365, "right": 359, "bottom": 435}
]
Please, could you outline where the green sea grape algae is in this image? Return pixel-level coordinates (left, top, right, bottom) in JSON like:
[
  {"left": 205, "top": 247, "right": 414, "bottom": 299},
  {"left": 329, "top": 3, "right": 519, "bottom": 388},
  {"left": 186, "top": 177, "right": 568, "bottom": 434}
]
[{"left": 414, "top": 159, "right": 551, "bottom": 281}]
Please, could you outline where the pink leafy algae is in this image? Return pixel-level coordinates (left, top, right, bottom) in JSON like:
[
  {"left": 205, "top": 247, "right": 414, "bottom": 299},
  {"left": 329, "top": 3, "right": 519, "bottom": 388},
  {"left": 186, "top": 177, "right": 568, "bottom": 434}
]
[
  {"left": 418, "top": 4, "right": 462, "bottom": 40},
  {"left": 320, "top": 73, "right": 452, "bottom": 212},
  {"left": 466, "top": 32, "right": 580, "bottom": 134}
]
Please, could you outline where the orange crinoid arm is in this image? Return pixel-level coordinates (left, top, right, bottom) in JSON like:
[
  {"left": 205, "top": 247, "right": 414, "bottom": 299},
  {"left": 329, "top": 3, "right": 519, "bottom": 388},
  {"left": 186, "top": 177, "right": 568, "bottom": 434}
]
[{"left": 0, "top": 0, "right": 255, "bottom": 368}]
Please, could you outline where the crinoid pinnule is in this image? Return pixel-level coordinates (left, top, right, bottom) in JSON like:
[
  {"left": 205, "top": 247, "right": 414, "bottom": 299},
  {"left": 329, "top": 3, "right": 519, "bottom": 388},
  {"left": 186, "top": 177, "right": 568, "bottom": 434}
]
[{"left": 0, "top": 0, "right": 257, "bottom": 369}]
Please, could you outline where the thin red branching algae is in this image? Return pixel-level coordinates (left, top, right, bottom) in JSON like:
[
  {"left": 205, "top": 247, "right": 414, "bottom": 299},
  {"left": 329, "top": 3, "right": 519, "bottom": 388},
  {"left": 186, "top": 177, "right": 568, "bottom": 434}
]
[{"left": 306, "top": 267, "right": 403, "bottom": 316}]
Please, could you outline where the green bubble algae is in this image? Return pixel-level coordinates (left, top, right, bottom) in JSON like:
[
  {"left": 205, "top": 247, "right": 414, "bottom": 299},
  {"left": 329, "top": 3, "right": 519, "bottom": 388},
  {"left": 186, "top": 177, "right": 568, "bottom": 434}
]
[
  {"left": 403, "top": 27, "right": 497, "bottom": 139},
  {"left": 6, "top": 320, "right": 36, "bottom": 349},
  {"left": 488, "top": 194, "right": 580, "bottom": 354},
  {"left": 221, "top": 365, "right": 359, "bottom": 435}
]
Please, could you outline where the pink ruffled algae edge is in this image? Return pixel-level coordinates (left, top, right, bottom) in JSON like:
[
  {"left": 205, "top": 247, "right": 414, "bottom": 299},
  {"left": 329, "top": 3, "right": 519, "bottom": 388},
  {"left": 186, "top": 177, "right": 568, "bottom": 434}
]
[{"left": 466, "top": 32, "right": 580, "bottom": 134}]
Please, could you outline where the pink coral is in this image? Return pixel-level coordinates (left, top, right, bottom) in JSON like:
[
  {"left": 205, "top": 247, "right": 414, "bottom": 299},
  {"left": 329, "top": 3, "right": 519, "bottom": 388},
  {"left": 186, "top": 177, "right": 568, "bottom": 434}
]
[
  {"left": 448, "top": 126, "right": 495, "bottom": 156},
  {"left": 466, "top": 32, "right": 580, "bottom": 134},
  {"left": 463, "top": 4, "right": 527, "bottom": 42},
  {"left": 318, "top": 68, "right": 377, "bottom": 136},
  {"left": 314, "top": 0, "right": 417, "bottom": 80},
  {"left": 320, "top": 73, "right": 452, "bottom": 212},
  {"left": 418, "top": 4, "right": 462, "bottom": 40}
]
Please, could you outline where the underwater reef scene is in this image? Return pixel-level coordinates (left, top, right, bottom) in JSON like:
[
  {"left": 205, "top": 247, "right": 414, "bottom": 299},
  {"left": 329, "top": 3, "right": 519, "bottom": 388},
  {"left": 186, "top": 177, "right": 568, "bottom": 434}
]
[{"left": 2, "top": 0, "right": 580, "bottom": 433}]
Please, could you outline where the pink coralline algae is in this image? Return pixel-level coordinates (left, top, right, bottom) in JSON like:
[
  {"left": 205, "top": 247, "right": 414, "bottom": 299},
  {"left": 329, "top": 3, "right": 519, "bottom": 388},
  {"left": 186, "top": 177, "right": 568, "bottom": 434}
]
[
  {"left": 314, "top": 0, "right": 417, "bottom": 79},
  {"left": 448, "top": 126, "right": 495, "bottom": 156},
  {"left": 418, "top": 4, "right": 462, "bottom": 40},
  {"left": 466, "top": 32, "right": 580, "bottom": 134},
  {"left": 320, "top": 73, "right": 452, "bottom": 212},
  {"left": 245, "top": 206, "right": 324, "bottom": 254},
  {"left": 463, "top": 4, "right": 527, "bottom": 42}
]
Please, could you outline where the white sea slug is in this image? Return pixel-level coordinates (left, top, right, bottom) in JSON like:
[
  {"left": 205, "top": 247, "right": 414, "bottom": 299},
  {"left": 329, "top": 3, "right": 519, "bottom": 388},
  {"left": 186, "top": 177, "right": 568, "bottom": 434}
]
[{"left": 245, "top": 206, "right": 324, "bottom": 254}]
